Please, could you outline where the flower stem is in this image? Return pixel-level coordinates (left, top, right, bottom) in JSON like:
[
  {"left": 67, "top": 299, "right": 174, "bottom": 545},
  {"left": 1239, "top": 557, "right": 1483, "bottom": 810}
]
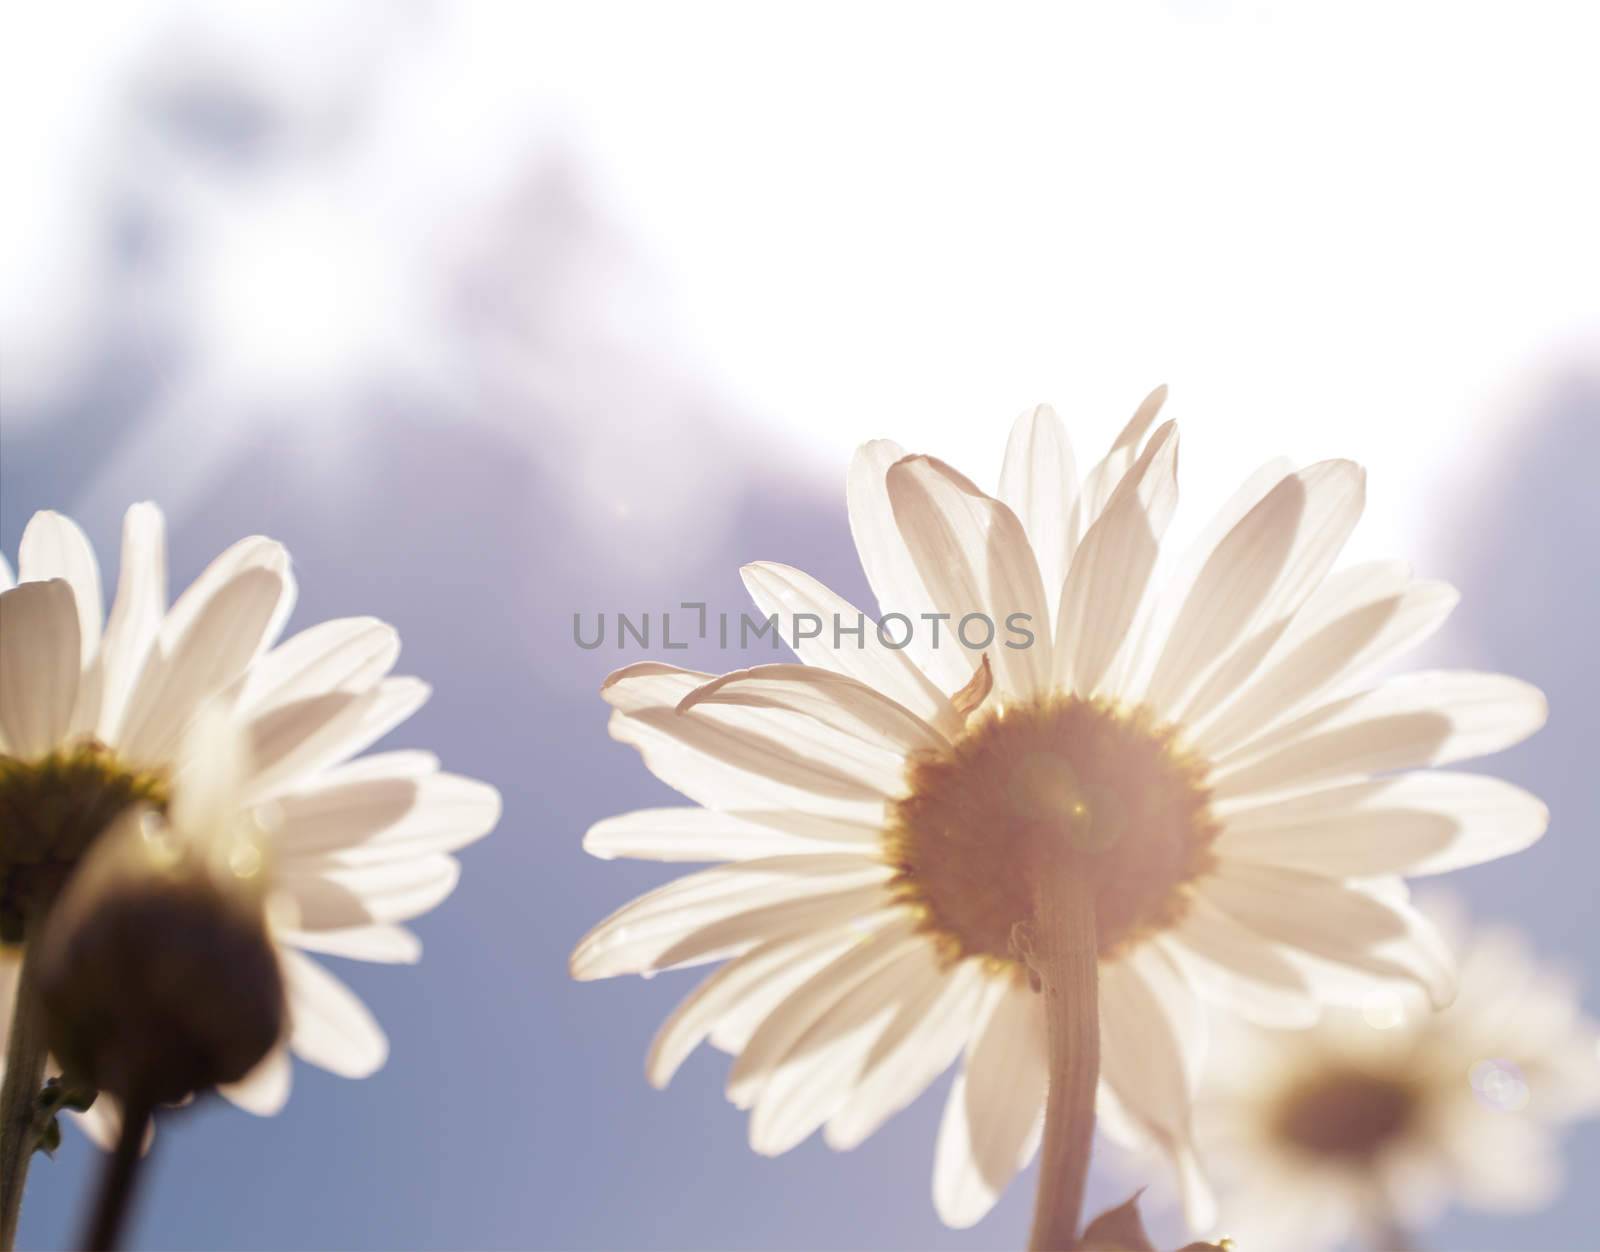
[
  {"left": 82, "top": 1095, "right": 154, "bottom": 1252},
  {"left": 1366, "top": 1206, "right": 1419, "bottom": 1251},
  {"left": 1025, "top": 866, "right": 1100, "bottom": 1252},
  {"left": 1360, "top": 1179, "right": 1419, "bottom": 1251},
  {"left": 0, "top": 941, "right": 50, "bottom": 1252}
]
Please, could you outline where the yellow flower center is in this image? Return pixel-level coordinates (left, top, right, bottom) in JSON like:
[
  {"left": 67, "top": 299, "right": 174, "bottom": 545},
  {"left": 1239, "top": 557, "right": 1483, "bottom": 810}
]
[
  {"left": 0, "top": 744, "right": 168, "bottom": 941},
  {"left": 1272, "top": 1066, "right": 1419, "bottom": 1162},
  {"left": 883, "top": 693, "right": 1217, "bottom": 972}
]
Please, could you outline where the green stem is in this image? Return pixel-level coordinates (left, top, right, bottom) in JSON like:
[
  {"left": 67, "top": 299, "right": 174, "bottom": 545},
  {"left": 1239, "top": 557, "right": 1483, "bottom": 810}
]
[
  {"left": 1025, "top": 868, "right": 1100, "bottom": 1252},
  {"left": 82, "top": 1095, "right": 153, "bottom": 1252},
  {"left": 0, "top": 941, "right": 50, "bottom": 1251}
]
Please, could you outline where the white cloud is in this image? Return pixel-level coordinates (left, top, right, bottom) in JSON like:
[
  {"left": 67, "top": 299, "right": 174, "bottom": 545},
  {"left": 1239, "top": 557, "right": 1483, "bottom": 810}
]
[{"left": 4, "top": 1, "right": 1595, "bottom": 563}]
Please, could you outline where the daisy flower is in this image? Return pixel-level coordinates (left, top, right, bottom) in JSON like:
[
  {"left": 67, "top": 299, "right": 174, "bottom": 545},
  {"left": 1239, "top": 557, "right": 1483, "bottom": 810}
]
[
  {"left": 571, "top": 391, "right": 1548, "bottom": 1236},
  {"left": 1200, "top": 899, "right": 1600, "bottom": 1249},
  {"left": 0, "top": 505, "right": 500, "bottom": 1142}
]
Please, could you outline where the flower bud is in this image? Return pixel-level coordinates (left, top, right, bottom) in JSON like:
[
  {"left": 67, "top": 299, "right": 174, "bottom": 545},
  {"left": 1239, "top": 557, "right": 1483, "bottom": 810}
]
[{"left": 31, "top": 718, "right": 285, "bottom": 1108}]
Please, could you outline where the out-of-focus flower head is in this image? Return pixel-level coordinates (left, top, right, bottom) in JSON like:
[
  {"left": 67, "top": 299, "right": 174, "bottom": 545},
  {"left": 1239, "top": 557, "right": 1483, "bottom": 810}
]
[{"left": 1200, "top": 896, "right": 1600, "bottom": 1250}]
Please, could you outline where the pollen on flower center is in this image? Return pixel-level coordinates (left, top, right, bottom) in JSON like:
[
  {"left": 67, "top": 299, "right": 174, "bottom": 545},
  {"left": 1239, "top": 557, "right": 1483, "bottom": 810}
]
[
  {"left": 883, "top": 694, "right": 1217, "bottom": 970},
  {"left": 0, "top": 743, "right": 169, "bottom": 941},
  {"left": 1272, "top": 1067, "right": 1419, "bottom": 1162}
]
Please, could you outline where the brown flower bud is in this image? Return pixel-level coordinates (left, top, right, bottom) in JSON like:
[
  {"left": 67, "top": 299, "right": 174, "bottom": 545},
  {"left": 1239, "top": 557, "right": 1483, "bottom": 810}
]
[{"left": 32, "top": 804, "right": 284, "bottom": 1108}]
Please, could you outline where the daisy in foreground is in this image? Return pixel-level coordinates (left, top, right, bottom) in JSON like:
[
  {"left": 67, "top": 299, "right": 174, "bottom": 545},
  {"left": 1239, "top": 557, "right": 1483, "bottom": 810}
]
[
  {"left": 0, "top": 506, "right": 499, "bottom": 1229},
  {"left": 572, "top": 389, "right": 1549, "bottom": 1247},
  {"left": 1201, "top": 899, "right": 1600, "bottom": 1250}
]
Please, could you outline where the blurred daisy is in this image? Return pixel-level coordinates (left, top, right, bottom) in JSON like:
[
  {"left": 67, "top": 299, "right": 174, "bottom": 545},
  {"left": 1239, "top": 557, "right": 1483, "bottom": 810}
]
[
  {"left": 572, "top": 392, "right": 1549, "bottom": 1230},
  {"left": 1201, "top": 901, "right": 1600, "bottom": 1249},
  {"left": 1, "top": 505, "right": 500, "bottom": 1140}
]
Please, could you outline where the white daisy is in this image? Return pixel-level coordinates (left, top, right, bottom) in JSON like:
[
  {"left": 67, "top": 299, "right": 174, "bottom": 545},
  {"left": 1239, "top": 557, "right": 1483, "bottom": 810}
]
[
  {"left": 571, "top": 392, "right": 1548, "bottom": 1232},
  {"left": 1200, "top": 899, "right": 1600, "bottom": 1250},
  {"left": 0, "top": 504, "right": 500, "bottom": 1141}
]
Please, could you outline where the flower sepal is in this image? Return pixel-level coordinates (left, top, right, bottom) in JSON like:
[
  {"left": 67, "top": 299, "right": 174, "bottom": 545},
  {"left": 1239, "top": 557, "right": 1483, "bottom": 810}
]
[
  {"left": 29, "top": 1074, "right": 97, "bottom": 1159},
  {"left": 1077, "top": 1191, "right": 1233, "bottom": 1252}
]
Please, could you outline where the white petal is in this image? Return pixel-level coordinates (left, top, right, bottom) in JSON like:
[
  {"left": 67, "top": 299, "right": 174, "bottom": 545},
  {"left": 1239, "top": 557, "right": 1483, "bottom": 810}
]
[
  {"left": 245, "top": 678, "right": 431, "bottom": 802},
  {"left": 309, "top": 748, "right": 440, "bottom": 783},
  {"left": 847, "top": 439, "right": 972, "bottom": 693},
  {"left": 275, "top": 771, "right": 500, "bottom": 864},
  {"left": 1200, "top": 862, "right": 1456, "bottom": 1006},
  {"left": 1142, "top": 460, "right": 1365, "bottom": 723},
  {"left": 1216, "top": 771, "right": 1548, "bottom": 878},
  {"left": 1442, "top": 1105, "right": 1561, "bottom": 1212},
  {"left": 1098, "top": 949, "right": 1215, "bottom": 1229},
  {"left": 569, "top": 854, "right": 893, "bottom": 980},
  {"left": 681, "top": 663, "right": 947, "bottom": 755},
  {"left": 1192, "top": 566, "right": 1455, "bottom": 757},
  {"left": 886, "top": 454, "right": 1053, "bottom": 700},
  {"left": 826, "top": 955, "right": 986, "bottom": 1150},
  {"left": 169, "top": 703, "right": 249, "bottom": 836},
  {"left": 1118, "top": 457, "right": 1295, "bottom": 701},
  {"left": 726, "top": 915, "right": 918, "bottom": 1112},
  {"left": 219, "top": 1047, "right": 292, "bottom": 1116},
  {"left": 278, "top": 854, "right": 461, "bottom": 930},
  {"left": 117, "top": 567, "right": 289, "bottom": 767},
  {"left": 0, "top": 552, "right": 12, "bottom": 591},
  {"left": 0, "top": 580, "right": 80, "bottom": 758},
  {"left": 160, "top": 536, "right": 295, "bottom": 659},
  {"left": 1054, "top": 421, "right": 1180, "bottom": 697},
  {"left": 602, "top": 663, "right": 895, "bottom": 819},
  {"left": 998, "top": 404, "right": 1079, "bottom": 613},
  {"left": 95, "top": 503, "right": 168, "bottom": 743},
  {"left": 240, "top": 617, "right": 400, "bottom": 715},
  {"left": 1161, "top": 895, "right": 1319, "bottom": 1028},
  {"left": 740, "top": 561, "right": 961, "bottom": 737},
  {"left": 583, "top": 806, "right": 867, "bottom": 863},
  {"left": 270, "top": 776, "right": 418, "bottom": 857},
  {"left": 1210, "top": 670, "right": 1548, "bottom": 800},
  {"left": 1072, "top": 385, "right": 1168, "bottom": 534},
  {"left": 729, "top": 810, "right": 887, "bottom": 844},
  {"left": 282, "top": 949, "right": 388, "bottom": 1078},
  {"left": 18, "top": 510, "right": 103, "bottom": 666},
  {"left": 932, "top": 979, "right": 1047, "bottom": 1229},
  {"left": 749, "top": 935, "right": 930, "bottom": 1154},
  {"left": 69, "top": 1099, "right": 136, "bottom": 1152},
  {"left": 647, "top": 926, "right": 863, "bottom": 1087},
  {"left": 708, "top": 934, "right": 882, "bottom": 1057},
  {"left": 282, "top": 924, "right": 423, "bottom": 964}
]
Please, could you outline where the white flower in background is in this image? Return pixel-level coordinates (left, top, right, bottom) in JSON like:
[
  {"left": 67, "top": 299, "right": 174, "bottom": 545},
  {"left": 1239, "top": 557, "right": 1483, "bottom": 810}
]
[
  {"left": 1200, "top": 899, "right": 1600, "bottom": 1249},
  {"left": 0, "top": 505, "right": 500, "bottom": 1141},
  {"left": 571, "top": 391, "right": 1548, "bottom": 1230}
]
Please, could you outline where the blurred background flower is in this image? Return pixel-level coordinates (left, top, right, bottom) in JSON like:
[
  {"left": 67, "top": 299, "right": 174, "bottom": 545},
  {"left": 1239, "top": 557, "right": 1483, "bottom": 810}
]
[
  {"left": 1198, "top": 897, "right": 1600, "bottom": 1249},
  {"left": 2, "top": 2, "right": 1596, "bottom": 1249}
]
